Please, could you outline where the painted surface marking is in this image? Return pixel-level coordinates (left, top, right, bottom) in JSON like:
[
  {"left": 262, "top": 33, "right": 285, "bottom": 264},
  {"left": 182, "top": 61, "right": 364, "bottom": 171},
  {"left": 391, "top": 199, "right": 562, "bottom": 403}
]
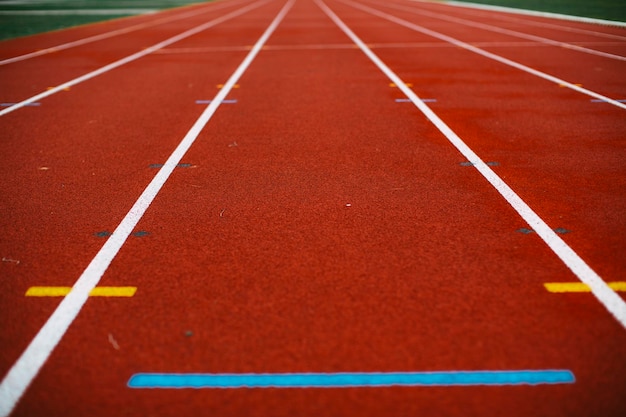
[
  {"left": 545, "top": 282, "right": 626, "bottom": 293},
  {"left": 26, "top": 287, "right": 137, "bottom": 297},
  {"left": 318, "top": 0, "right": 626, "bottom": 329},
  {"left": 0, "top": 1, "right": 296, "bottom": 415},
  {"left": 128, "top": 370, "right": 576, "bottom": 388}
]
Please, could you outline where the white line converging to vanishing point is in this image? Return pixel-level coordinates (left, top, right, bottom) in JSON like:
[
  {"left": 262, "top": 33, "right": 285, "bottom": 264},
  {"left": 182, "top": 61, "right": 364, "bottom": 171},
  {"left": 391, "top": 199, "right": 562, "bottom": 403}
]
[{"left": 0, "top": 1, "right": 296, "bottom": 415}]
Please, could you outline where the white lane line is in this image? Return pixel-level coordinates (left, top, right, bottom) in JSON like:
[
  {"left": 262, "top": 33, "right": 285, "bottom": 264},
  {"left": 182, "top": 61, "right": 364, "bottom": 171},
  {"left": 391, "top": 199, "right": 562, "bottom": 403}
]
[
  {"left": 315, "top": 0, "right": 626, "bottom": 330},
  {"left": 157, "top": 40, "right": 620, "bottom": 55},
  {"left": 339, "top": 0, "right": 626, "bottom": 111},
  {"left": 0, "top": 0, "right": 270, "bottom": 117},
  {"left": 414, "top": 1, "right": 626, "bottom": 41},
  {"left": 421, "top": 0, "right": 626, "bottom": 28},
  {"left": 375, "top": 0, "right": 626, "bottom": 61},
  {"left": 0, "top": 0, "right": 250, "bottom": 66},
  {"left": 0, "top": 1, "right": 295, "bottom": 415}
]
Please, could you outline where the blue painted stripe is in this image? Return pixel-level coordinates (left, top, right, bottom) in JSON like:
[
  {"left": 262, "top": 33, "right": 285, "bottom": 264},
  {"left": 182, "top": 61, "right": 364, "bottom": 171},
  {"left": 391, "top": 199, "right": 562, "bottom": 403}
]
[{"left": 128, "top": 370, "right": 575, "bottom": 389}]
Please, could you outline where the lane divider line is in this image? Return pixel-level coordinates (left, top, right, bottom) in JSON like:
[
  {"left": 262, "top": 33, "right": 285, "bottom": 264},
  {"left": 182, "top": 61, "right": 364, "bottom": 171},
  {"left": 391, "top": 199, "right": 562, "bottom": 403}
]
[
  {"left": 338, "top": 0, "right": 626, "bottom": 110},
  {"left": 0, "top": 102, "right": 40, "bottom": 107},
  {"left": 0, "top": 1, "right": 295, "bottom": 415},
  {"left": 427, "top": 0, "right": 626, "bottom": 28},
  {"left": 0, "top": 0, "right": 253, "bottom": 66},
  {"left": 317, "top": 0, "right": 626, "bottom": 330},
  {"left": 25, "top": 287, "right": 137, "bottom": 297},
  {"left": 376, "top": 0, "right": 626, "bottom": 61},
  {"left": 545, "top": 282, "right": 626, "bottom": 293},
  {"left": 418, "top": 1, "right": 626, "bottom": 41},
  {"left": 0, "top": 0, "right": 270, "bottom": 117},
  {"left": 591, "top": 99, "right": 626, "bottom": 103},
  {"left": 127, "top": 370, "right": 576, "bottom": 388}
]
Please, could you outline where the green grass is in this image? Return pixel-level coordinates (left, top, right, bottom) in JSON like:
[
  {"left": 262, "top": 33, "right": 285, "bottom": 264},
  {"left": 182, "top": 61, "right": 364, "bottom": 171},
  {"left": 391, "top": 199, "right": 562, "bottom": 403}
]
[
  {"left": 452, "top": 0, "right": 626, "bottom": 22},
  {"left": 0, "top": 0, "right": 212, "bottom": 41}
]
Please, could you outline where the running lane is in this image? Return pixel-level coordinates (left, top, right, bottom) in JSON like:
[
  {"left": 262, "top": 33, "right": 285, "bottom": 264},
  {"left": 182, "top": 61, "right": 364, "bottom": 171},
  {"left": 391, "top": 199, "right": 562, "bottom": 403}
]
[
  {"left": 2, "top": 0, "right": 625, "bottom": 416},
  {"left": 0, "top": 0, "right": 259, "bottom": 106},
  {"left": 331, "top": 0, "right": 626, "bottom": 283},
  {"left": 0, "top": 0, "right": 286, "bottom": 414}
]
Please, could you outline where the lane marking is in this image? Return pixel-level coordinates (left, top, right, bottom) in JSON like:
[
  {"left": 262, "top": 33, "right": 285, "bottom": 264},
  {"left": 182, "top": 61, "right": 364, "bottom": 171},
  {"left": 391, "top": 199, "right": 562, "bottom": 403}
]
[
  {"left": 0, "top": 1, "right": 295, "bottom": 415},
  {"left": 25, "top": 287, "right": 137, "bottom": 297},
  {"left": 517, "top": 227, "right": 570, "bottom": 234},
  {"left": 377, "top": 1, "right": 626, "bottom": 61},
  {"left": 545, "top": 282, "right": 626, "bottom": 293},
  {"left": 423, "top": 0, "right": 626, "bottom": 27},
  {"left": 0, "top": 102, "right": 40, "bottom": 107},
  {"left": 0, "top": 0, "right": 270, "bottom": 117},
  {"left": 591, "top": 99, "right": 626, "bottom": 103},
  {"left": 460, "top": 161, "right": 499, "bottom": 166},
  {"left": 425, "top": 2, "right": 626, "bottom": 41},
  {"left": 128, "top": 370, "right": 575, "bottom": 388},
  {"left": 0, "top": 0, "right": 253, "bottom": 66},
  {"left": 317, "top": 0, "right": 626, "bottom": 329},
  {"left": 155, "top": 41, "right": 624, "bottom": 54},
  {"left": 95, "top": 230, "right": 150, "bottom": 237},
  {"left": 196, "top": 99, "right": 238, "bottom": 104},
  {"left": 217, "top": 84, "right": 240, "bottom": 89},
  {"left": 339, "top": 0, "right": 626, "bottom": 110},
  {"left": 395, "top": 98, "right": 436, "bottom": 102},
  {"left": 149, "top": 163, "right": 194, "bottom": 168}
]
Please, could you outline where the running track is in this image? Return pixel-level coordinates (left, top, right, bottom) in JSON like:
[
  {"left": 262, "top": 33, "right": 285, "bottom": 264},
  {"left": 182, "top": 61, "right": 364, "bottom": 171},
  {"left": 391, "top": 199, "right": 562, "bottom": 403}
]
[{"left": 1, "top": 0, "right": 625, "bottom": 415}]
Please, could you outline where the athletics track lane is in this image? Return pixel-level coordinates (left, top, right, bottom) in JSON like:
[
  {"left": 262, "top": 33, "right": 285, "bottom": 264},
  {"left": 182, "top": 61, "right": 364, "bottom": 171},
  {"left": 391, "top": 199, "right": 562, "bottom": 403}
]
[
  {"left": 1, "top": 0, "right": 626, "bottom": 415},
  {"left": 332, "top": 0, "right": 626, "bottom": 285},
  {"left": 356, "top": 0, "right": 626, "bottom": 98},
  {"left": 0, "top": 0, "right": 260, "bottom": 105},
  {"left": 0, "top": 0, "right": 284, "bottom": 408},
  {"left": 0, "top": 0, "right": 251, "bottom": 62}
]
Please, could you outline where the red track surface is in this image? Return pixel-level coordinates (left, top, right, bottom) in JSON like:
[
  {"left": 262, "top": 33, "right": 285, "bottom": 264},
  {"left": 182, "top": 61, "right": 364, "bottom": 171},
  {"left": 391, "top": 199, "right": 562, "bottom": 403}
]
[{"left": 1, "top": 0, "right": 625, "bottom": 415}]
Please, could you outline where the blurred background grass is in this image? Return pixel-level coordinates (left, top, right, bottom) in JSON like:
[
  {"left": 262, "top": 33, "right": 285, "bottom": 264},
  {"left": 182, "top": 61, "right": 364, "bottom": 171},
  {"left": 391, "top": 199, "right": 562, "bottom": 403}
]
[{"left": 0, "top": 0, "right": 211, "bottom": 40}]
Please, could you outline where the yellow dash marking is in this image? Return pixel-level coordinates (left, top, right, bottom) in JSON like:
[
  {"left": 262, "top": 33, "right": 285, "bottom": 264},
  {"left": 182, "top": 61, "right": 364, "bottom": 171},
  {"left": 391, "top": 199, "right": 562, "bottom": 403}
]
[
  {"left": 90, "top": 287, "right": 136, "bottom": 296},
  {"left": 389, "top": 82, "right": 413, "bottom": 87},
  {"left": 544, "top": 282, "right": 626, "bottom": 293},
  {"left": 216, "top": 84, "right": 239, "bottom": 89},
  {"left": 26, "top": 286, "right": 136, "bottom": 297},
  {"left": 46, "top": 86, "right": 71, "bottom": 91},
  {"left": 558, "top": 83, "right": 582, "bottom": 88}
]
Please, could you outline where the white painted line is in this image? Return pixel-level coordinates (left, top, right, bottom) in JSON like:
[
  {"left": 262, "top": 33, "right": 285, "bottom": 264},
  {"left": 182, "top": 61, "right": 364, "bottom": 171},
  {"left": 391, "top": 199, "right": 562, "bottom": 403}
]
[
  {"left": 316, "top": 0, "right": 626, "bottom": 330},
  {"left": 0, "top": 0, "right": 295, "bottom": 415},
  {"left": 0, "top": 0, "right": 269, "bottom": 117},
  {"left": 0, "top": 0, "right": 251, "bottom": 66},
  {"left": 378, "top": 1, "right": 626, "bottom": 61},
  {"left": 340, "top": 0, "right": 626, "bottom": 111},
  {"left": 417, "top": 0, "right": 626, "bottom": 28},
  {"left": 417, "top": 2, "right": 626, "bottom": 42}
]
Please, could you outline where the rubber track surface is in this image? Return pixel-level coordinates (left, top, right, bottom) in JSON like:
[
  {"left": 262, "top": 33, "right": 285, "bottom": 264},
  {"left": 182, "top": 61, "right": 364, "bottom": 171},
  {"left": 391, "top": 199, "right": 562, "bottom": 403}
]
[{"left": 1, "top": 0, "right": 625, "bottom": 415}]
